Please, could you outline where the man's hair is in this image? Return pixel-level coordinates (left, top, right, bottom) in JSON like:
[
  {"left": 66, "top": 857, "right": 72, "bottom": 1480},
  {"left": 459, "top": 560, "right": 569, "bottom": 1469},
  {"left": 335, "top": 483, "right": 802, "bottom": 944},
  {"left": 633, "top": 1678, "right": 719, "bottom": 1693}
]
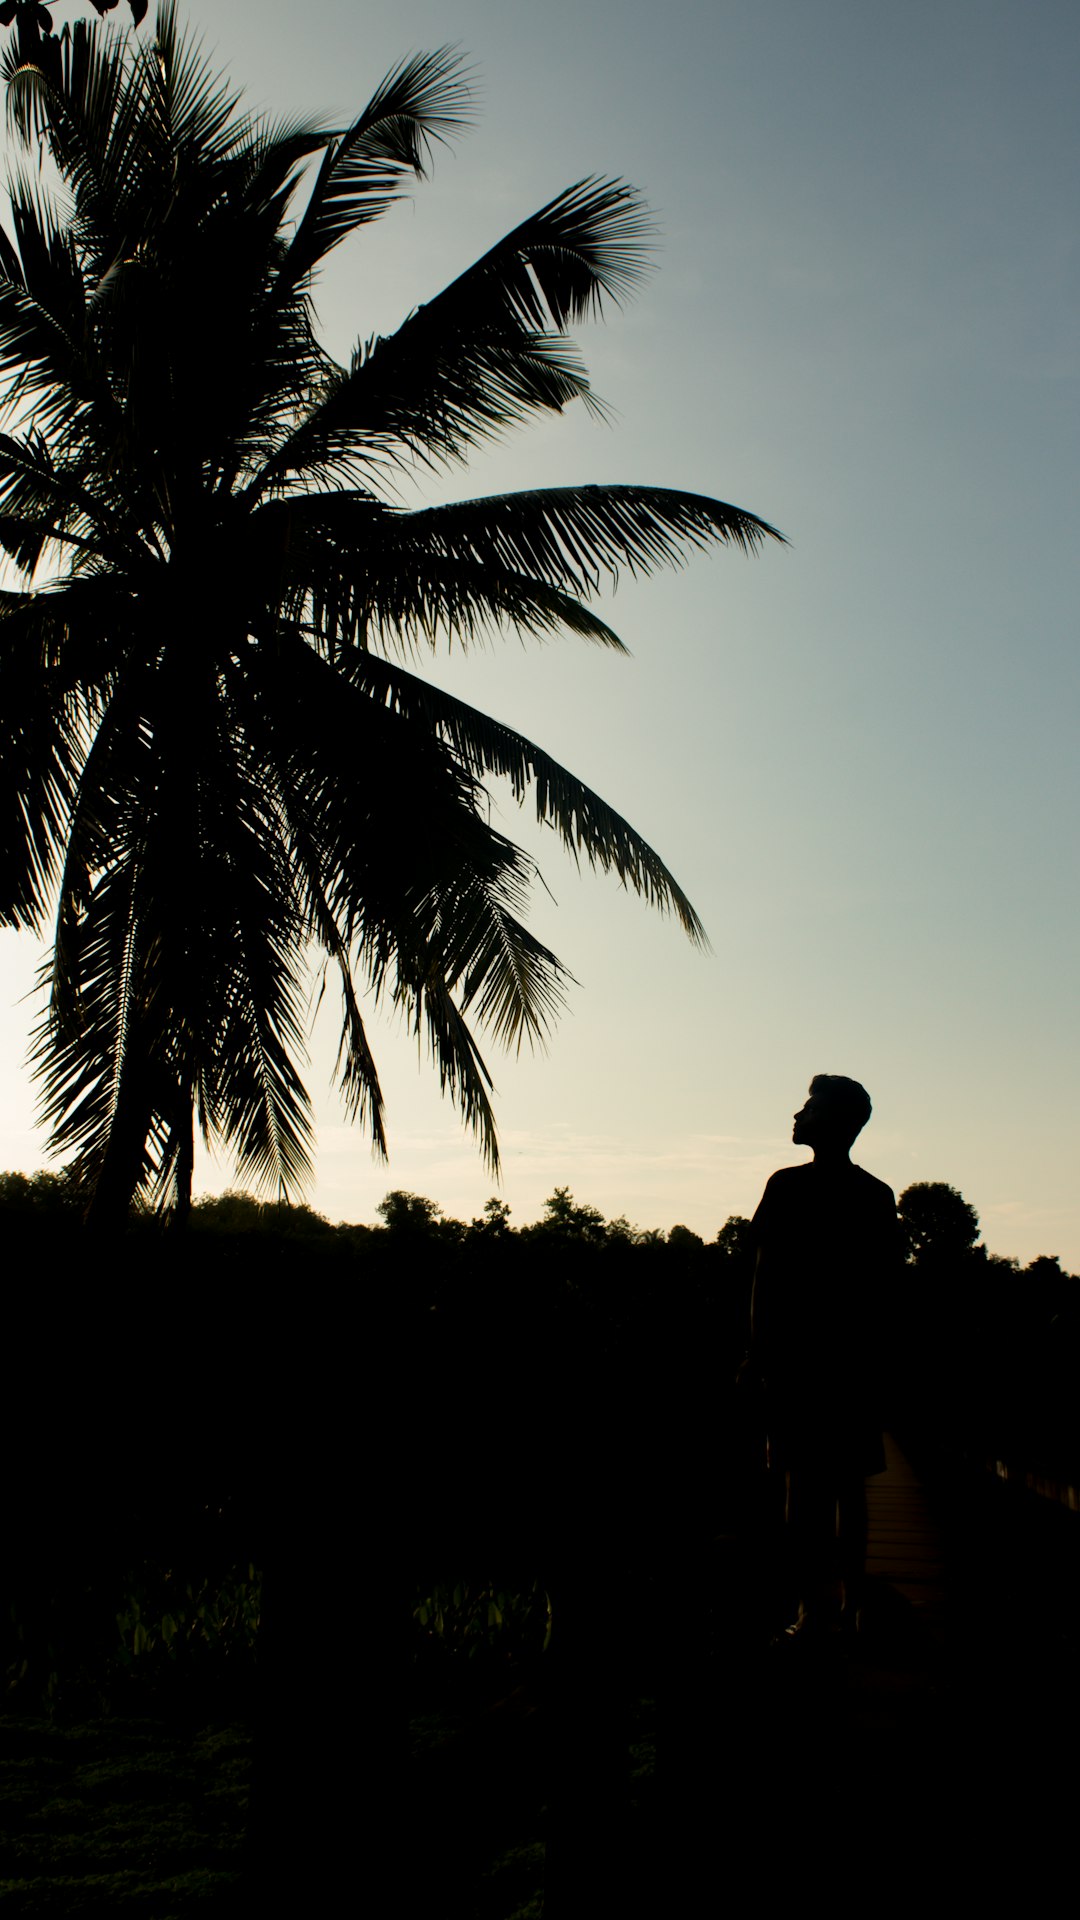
[{"left": 809, "top": 1074, "right": 872, "bottom": 1146}]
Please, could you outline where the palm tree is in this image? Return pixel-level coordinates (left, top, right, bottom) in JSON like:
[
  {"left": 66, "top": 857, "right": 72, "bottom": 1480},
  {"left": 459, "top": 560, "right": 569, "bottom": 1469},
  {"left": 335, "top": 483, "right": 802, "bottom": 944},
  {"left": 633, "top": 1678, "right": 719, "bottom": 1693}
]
[{"left": 0, "top": 3, "right": 783, "bottom": 1231}]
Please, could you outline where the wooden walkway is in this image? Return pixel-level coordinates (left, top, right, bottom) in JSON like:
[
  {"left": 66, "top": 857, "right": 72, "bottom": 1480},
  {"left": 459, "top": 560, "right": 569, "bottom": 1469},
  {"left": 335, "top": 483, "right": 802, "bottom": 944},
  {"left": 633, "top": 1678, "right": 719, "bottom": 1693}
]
[
  {"left": 866, "top": 1431, "right": 946, "bottom": 1644},
  {"left": 840, "top": 1430, "right": 1080, "bottom": 1765},
  {"left": 835, "top": 1431, "right": 949, "bottom": 1738},
  {"left": 666, "top": 1430, "right": 1080, "bottom": 1908}
]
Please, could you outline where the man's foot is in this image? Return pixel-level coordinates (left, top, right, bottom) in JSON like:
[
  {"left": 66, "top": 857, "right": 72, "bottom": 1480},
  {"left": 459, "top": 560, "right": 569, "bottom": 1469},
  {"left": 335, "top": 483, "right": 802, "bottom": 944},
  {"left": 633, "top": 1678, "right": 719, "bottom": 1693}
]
[{"left": 770, "top": 1611, "right": 839, "bottom": 1648}]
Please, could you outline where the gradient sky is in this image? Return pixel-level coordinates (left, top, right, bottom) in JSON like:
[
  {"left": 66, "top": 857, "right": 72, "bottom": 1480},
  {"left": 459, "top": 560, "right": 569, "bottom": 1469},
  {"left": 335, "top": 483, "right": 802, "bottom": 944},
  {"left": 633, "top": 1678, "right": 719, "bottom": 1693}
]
[{"left": 1, "top": 0, "right": 1076, "bottom": 1261}]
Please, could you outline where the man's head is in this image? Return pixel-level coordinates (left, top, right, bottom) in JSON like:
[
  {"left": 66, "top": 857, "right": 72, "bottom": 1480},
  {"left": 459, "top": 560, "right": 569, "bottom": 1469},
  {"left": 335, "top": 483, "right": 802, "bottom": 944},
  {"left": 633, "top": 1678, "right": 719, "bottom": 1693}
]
[{"left": 792, "top": 1074, "right": 872, "bottom": 1152}]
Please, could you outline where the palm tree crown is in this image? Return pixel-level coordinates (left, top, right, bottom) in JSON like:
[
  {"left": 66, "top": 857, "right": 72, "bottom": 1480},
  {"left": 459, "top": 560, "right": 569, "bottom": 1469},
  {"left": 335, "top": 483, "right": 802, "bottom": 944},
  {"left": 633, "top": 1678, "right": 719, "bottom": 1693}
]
[{"left": 0, "top": 3, "right": 783, "bottom": 1224}]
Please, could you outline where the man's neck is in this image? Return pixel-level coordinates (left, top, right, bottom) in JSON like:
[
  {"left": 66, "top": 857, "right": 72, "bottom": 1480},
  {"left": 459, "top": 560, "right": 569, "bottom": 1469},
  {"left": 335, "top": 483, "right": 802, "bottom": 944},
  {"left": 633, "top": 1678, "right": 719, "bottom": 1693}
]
[{"left": 811, "top": 1145, "right": 852, "bottom": 1170}]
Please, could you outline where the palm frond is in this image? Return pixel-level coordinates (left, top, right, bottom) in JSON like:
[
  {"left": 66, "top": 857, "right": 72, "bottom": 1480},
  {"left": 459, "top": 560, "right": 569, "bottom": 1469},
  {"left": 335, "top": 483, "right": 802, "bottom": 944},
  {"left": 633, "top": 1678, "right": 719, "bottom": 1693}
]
[
  {"left": 252, "top": 327, "right": 600, "bottom": 494},
  {"left": 326, "top": 950, "right": 387, "bottom": 1154},
  {"left": 435, "top": 176, "right": 654, "bottom": 330},
  {"left": 0, "top": 578, "right": 128, "bottom": 931},
  {"left": 0, "top": 601, "right": 83, "bottom": 928},
  {"left": 217, "top": 663, "right": 390, "bottom": 1157},
  {"left": 250, "top": 176, "right": 651, "bottom": 490},
  {"left": 20, "top": 18, "right": 129, "bottom": 226},
  {"left": 32, "top": 689, "right": 167, "bottom": 1196},
  {"left": 0, "top": 173, "right": 89, "bottom": 419},
  {"left": 438, "top": 864, "right": 572, "bottom": 1051},
  {"left": 2, "top": 22, "right": 61, "bottom": 146},
  {"left": 32, "top": 880, "right": 163, "bottom": 1189},
  {"left": 400, "top": 484, "right": 786, "bottom": 591},
  {"left": 288, "top": 482, "right": 781, "bottom": 645},
  {"left": 289, "top": 530, "right": 628, "bottom": 657},
  {"left": 221, "top": 635, "right": 567, "bottom": 1149},
  {"left": 136, "top": 1, "right": 248, "bottom": 168},
  {"left": 409, "top": 971, "right": 500, "bottom": 1174},
  {"left": 0, "top": 431, "right": 146, "bottom": 567},
  {"left": 33, "top": 644, "right": 316, "bottom": 1204},
  {"left": 276, "top": 48, "right": 472, "bottom": 292},
  {"left": 202, "top": 916, "right": 315, "bottom": 1200}
]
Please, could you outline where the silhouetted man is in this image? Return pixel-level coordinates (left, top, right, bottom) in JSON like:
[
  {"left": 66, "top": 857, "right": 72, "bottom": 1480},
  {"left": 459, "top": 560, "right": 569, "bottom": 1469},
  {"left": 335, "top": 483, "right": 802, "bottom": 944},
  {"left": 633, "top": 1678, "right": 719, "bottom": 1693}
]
[{"left": 749, "top": 1075, "right": 899, "bottom": 1636}]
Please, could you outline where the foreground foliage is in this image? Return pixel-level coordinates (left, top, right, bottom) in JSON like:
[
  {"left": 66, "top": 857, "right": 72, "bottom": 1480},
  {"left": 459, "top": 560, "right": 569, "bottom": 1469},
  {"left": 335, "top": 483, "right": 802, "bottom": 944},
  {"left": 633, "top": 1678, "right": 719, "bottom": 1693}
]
[{"left": 0, "top": 1714, "right": 250, "bottom": 1915}]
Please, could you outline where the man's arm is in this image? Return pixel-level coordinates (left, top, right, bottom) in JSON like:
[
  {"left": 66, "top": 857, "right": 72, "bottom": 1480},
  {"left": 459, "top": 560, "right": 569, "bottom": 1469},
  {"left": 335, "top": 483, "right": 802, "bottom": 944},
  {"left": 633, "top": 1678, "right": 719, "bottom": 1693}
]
[{"left": 747, "top": 1179, "right": 776, "bottom": 1375}]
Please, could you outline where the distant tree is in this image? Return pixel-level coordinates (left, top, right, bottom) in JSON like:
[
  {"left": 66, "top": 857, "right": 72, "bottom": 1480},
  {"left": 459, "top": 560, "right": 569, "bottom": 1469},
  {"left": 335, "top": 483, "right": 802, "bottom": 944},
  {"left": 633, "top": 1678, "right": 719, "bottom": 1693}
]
[
  {"left": 0, "top": 1163, "right": 83, "bottom": 1215},
  {"left": 667, "top": 1223, "right": 704, "bottom": 1251},
  {"left": 467, "top": 1196, "right": 513, "bottom": 1238},
  {"left": 254, "top": 1199, "right": 334, "bottom": 1240},
  {"left": 714, "top": 1214, "right": 754, "bottom": 1265},
  {"left": 897, "top": 1182, "right": 980, "bottom": 1267},
  {"left": 523, "top": 1186, "right": 607, "bottom": 1246},
  {"left": 190, "top": 1189, "right": 266, "bottom": 1233},
  {"left": 190, "top": 1188, "right": 335, "bottom": 1239},
  {"left": 1023, "top": 1255, "right": 1069, "bottom": 1285},
  {"left": 333, "top": 1218, "right": 382, "bottom": 1255},
  {"left": 377, "top": 1190, "right": 445, "bottom": 1235}
]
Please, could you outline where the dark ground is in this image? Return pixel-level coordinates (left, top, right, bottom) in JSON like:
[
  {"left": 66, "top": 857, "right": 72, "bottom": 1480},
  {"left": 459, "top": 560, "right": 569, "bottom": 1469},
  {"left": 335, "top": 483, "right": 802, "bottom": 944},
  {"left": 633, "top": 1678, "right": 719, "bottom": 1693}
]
[{"left": 4, "top": 1436, "right": 1078, "bottom": 1914}]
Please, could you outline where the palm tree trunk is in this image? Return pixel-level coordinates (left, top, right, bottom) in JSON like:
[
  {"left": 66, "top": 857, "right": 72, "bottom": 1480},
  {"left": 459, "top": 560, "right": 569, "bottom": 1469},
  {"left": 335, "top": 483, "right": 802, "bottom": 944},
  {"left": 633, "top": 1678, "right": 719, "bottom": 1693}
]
[
  {"left": 82, "top": 1059, "right": 154, "bottom": 1234},
  {"left": 170, "top": 1077, "right": 195, "bottom": 1232}
]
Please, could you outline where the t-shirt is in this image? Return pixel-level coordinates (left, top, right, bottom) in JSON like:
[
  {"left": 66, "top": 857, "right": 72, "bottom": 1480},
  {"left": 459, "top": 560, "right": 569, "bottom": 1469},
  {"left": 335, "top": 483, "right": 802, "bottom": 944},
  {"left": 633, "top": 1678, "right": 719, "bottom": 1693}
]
[{"left": 750, "top": 1161, "right": 900, "bottom": 1472}]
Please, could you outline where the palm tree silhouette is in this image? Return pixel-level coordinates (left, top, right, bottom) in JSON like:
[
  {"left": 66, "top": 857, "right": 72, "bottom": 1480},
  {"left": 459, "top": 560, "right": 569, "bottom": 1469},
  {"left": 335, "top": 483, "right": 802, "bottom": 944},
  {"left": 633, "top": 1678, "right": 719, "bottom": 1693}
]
[{"left": 0, "top": 4, "right": 783, "bottom": 1229}]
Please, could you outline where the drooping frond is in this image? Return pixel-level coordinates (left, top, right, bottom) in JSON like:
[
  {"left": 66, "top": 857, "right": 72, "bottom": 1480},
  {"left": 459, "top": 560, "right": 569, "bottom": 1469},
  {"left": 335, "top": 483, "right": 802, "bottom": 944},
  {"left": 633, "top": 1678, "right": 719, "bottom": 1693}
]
[
  {"left": 0, "top": 574, "right": 136, "bottom": 928},
  {"left": 440, "top": 863, "right": 572, "bottom": 1051},
  {"left": 0, "top": 611, "right": 81, "bottom": 928},
  {"left": 35, "top": 650, "right": 318, "bottom": 1205},
  {"left": 32, "top": 680, "right": 169, "bottom": 1194},
  {"left": 225, "top": 635, "right": 571, "bottom": 1072},
  {"left": 278, "top": 495, "right": 628, "bottom": 652},
  {"left": 325, "top": 948, "right": 387, "bottom": 1154},
  {"left": 341, "top": 650, "right": 708, "bottom": 944},
  {"left": 198, "top": 876, "right": 316, "bottom": 1202},
  {"left": 249, "top": 484, "right": 783, "bottom": 656},
  {"left": 399, "top": 485, "right": 786, "bottom": 591},
  {"left": 410, "top": 970, "right": 501, "bottom": 1174}
]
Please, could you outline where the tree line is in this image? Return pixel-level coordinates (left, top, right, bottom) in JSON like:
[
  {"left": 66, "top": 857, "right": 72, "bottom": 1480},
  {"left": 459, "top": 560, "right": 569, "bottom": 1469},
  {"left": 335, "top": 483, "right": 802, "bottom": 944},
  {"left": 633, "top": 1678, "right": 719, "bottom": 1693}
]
[
  {"left": 4, "top": 1163, "right": 1076, "bottom": 1494},
  {"left": 2, "top": 1162, "right": 1074, "bottom": 1281}
]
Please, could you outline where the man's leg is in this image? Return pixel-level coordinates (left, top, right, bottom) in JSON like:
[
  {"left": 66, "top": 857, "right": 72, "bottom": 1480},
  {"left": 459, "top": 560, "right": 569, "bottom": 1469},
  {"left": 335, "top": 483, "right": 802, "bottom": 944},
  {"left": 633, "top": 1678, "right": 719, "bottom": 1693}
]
[
  {"left": 836, "top": 1473, "right": 869, "bottom": 1625},
  {"left": 784, "top": 1467, "right": 838, "bottom": 1629}
]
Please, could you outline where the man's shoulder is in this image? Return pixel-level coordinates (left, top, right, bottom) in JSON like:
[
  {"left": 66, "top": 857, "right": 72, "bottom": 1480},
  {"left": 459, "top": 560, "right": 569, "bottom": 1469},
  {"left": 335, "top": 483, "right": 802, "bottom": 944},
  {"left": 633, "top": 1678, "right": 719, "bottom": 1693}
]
[
  {"left": 754, "top": 1165, "right": 816, "bottom": 1218},
  {"left": 763, "top": 1164, "right": 816, "bottom": 1189},
  {"left": 850, "top": 1164, "right": 897, "bottom": 1207}
]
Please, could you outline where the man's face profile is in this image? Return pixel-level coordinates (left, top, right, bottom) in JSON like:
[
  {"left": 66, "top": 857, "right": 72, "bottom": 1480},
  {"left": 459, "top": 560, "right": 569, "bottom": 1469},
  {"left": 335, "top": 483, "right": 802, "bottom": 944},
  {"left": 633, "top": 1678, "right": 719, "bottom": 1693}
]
[
  {"left": 792, "top": 1075, "right": 871, "bottom": 1154},
  {"left": 792, "top": 1093, "right": 829, "bottom": 1147},
  {"left": 791, "top": 1090, "right": 841, "bottom": 1144}
]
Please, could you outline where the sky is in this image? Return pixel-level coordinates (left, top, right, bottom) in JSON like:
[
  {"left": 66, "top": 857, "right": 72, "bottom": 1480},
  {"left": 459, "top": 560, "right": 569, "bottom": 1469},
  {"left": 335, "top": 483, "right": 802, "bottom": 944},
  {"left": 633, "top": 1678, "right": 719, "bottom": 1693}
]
[{"left": 0, "top": 0, "right": 1077, "bottom": 1260}]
